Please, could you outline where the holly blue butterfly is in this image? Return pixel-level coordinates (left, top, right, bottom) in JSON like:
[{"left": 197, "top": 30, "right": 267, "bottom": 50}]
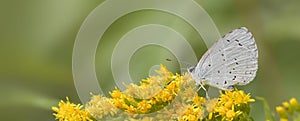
[{"left": 188, "top": 27, "right": 258, "bottom": 91}]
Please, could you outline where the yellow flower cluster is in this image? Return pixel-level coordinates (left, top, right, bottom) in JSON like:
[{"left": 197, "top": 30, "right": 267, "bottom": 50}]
[
  {"left": 84, "top": 65, "right": 255, "bottom": 121},
  {"left": 276, "top": 98, "right": 300, "bottom": 121},
  {"left": 85, "top": 94, "right": 118, "bottom": 120},
  {"left": 209, "top": 90, "right": 255, "bottom": 121},
  {"left": 52, "top": 65, "right": 256, "bottom": 121},
  {"left": 178, "top": 95, "right": 206, "bottom": 121},
  {"left": 83, "top": 64, "right": 186, "bottom": 120},
  {"left": 52, "top": 97, "right": 93, "bottom": 121}
]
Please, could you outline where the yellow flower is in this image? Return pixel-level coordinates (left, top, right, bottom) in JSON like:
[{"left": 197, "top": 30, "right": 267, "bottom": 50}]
[
  {"left": 52, "top": 97, "right": 93, "bottom": 121},
  {"left": 180, "top": 114, "right": 197, "bottom": 121},
  {"left": 282, "top": 102, "right": 289, "bottom": 109},
  {"left": 276, "top": 106, "right": 285, "bottom": 114},
  {"left": 126, "top": 105, "right": 137, "bottom": 113},
  {"left": 226, "top": 110, "right": 236, "bottom": 120},
  {"left": 85, "top": 94, "right": 118, "bottom": 120},
  {"left": 193, "top": 95, "right": 205, "bottom": 105},
  {"left": 290, "top": 98, "right": 299, "bottom": 108},
  {"left": 156, "top": 64, "right": 174, "bottom": 77},
  {"left": 166, "top": 81, "right": 177, "bottom": 93},
  {"left": 214, "top": 106, "right": 228, "bottom": 116},
  {"left": 111, "top": 98, "right": 127, "bottom": 109},
  {"left": 276, "top": 106, "right": 288, "bottom": 118},
  {"left": 280, "top": 118, "right": 289, "bottom": 121},
  {"left": 137, "top": 100, "right": 152, "bottom": 113},
  {"left": 234, "top": 90, "right": 255, "bottom": 104},
  {"left": 110, "top": 89, "right": 123, "bottom": 99},
  {"left": 178, "top": 104, "right": 203, "bottom": 121},
  {"left": 211, "top": 89, "right": 254, "bottom": 121},
  {"left": 208, "top": 112, "right": 213, "bottom": 120},
  {"left": 157, "top": 90, "right": 174, "bottom": 102},
  {"left": 276, "top": 97, "right": 300, "bottom": 120},
  {"left": 224, "top": 101, "right": 233, "bottom": 108}
]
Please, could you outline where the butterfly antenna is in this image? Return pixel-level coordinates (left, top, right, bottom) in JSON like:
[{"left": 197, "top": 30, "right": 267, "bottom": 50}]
[{"left": 165, "top": 58, "right": 196, "bottom": 71}]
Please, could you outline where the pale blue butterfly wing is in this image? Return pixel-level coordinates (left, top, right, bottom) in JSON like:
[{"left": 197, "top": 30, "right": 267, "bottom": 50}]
[{"left": 189, "top": 27, "right": 258, "bottom": 90}]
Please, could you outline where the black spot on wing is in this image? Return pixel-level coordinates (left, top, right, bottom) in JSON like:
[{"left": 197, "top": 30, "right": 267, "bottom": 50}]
[{"left": 233, "top": 76, "right": 237, "bottom": 80}]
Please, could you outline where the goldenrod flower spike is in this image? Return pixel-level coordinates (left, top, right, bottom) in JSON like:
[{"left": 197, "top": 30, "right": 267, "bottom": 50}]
[
  {"left": 51, "top": 65, "right": 300, "bottom": 121},
  {"left": 53, "top": 65, "right": 258, "bottom": 120}
]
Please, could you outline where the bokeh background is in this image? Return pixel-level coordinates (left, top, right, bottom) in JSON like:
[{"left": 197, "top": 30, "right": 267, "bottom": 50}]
[{"left": 1, "top": 0, "right": 300, "bottom": 120}]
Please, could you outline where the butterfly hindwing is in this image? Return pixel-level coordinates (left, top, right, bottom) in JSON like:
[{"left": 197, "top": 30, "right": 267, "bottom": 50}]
[{"left": 192, "top": 27, "right": 258, "bottom": 90}]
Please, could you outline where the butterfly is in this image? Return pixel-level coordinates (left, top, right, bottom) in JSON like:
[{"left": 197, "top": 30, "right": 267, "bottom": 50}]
[{"left": 188, "top": 27, "right": 258, "bottom": 91}]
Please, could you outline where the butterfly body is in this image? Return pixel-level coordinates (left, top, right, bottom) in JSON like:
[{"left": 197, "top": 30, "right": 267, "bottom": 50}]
[{"left": 188, "top": 27, "right": 258, "bottom": 90}]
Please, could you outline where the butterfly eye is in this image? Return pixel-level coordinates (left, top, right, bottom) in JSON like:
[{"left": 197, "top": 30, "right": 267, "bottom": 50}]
[{"left": 187, "top": 66, "right": 195, "bottom": 73}]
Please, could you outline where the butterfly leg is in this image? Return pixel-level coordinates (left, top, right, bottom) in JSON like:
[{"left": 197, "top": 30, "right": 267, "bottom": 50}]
[{"left": 197, "top": 82, "right": 209, "bottom": 99}]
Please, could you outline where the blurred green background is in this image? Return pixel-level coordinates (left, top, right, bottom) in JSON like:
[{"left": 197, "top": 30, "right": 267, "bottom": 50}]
[{"left": 1, "top": 0, "right": 300, "bottom": 120}]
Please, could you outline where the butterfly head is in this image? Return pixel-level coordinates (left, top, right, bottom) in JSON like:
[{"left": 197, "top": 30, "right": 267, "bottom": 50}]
[
  {"left": 187, "top": 66, "right": 199, "bottom": 84},
  {"left": 187, "top": 66, "right": 195, "bottom": 73}
]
